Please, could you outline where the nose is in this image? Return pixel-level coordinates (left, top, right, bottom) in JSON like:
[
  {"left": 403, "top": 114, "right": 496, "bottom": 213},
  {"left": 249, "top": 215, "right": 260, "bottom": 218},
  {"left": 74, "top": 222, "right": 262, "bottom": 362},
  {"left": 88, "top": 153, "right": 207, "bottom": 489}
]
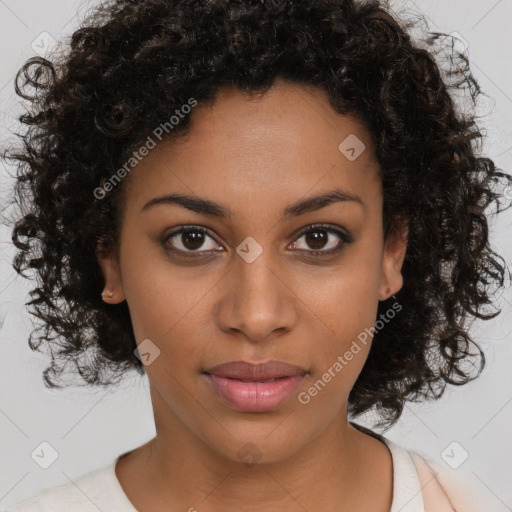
[{"left": 215, "top": 249, "right": 298, "bottom": 343}]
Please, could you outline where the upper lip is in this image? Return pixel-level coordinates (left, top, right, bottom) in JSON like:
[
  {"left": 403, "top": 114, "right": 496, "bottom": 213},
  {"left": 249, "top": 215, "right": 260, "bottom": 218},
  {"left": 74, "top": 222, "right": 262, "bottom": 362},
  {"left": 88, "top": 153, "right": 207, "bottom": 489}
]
[{"left": 203, "top": 360, "right": 307, "bottom": 380}]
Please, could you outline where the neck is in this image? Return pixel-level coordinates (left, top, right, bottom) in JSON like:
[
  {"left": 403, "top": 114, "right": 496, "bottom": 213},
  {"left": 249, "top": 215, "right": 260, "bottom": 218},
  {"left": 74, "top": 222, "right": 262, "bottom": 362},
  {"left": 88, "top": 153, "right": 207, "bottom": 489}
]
[{"left": 115, "top": 390, "right": 393, "bottom": 512}]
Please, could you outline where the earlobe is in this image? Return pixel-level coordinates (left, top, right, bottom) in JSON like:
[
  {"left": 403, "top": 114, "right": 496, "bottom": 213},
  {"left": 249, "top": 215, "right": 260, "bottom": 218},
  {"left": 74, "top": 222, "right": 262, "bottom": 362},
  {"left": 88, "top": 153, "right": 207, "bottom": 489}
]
[
  {"left": 379, "top": 220, "right": 408, "bottom": 301},
  {"left": 96, "top": 242, "right": 126, "bottom": 304}
]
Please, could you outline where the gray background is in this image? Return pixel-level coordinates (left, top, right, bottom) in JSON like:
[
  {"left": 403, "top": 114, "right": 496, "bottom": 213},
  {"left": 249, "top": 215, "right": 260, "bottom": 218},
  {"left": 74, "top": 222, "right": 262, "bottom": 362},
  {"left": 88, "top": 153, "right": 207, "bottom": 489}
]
[{"left": 1, "top": 0, "right": 511, "bottom": 509}]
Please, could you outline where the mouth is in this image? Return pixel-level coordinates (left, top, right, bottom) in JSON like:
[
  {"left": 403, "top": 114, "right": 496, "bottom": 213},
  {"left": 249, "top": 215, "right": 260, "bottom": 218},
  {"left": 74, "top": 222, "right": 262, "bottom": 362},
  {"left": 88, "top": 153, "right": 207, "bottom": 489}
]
[{"left": 202, "top": 360, "right": 307, "bottom": 412}]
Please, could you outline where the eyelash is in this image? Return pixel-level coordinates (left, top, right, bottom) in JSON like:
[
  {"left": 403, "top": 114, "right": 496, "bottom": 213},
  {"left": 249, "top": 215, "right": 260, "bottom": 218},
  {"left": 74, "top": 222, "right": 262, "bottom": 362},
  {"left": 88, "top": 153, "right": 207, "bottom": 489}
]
[{"left": 162, "top": 223, "right": 353, "bottom": 259}]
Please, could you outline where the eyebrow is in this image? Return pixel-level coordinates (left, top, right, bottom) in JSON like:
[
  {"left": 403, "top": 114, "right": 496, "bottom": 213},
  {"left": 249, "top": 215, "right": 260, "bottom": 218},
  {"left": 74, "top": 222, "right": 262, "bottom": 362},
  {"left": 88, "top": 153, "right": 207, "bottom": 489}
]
[{"left": 141, "top": 188, "right": 366, "bottom": 220}]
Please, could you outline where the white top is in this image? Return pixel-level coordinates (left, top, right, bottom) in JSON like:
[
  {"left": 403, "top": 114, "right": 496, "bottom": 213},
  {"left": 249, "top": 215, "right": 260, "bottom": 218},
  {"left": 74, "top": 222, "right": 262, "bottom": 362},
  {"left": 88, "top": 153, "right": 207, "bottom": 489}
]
[{"left": 4, "top": 438, "right": 425, "bottom": 512}]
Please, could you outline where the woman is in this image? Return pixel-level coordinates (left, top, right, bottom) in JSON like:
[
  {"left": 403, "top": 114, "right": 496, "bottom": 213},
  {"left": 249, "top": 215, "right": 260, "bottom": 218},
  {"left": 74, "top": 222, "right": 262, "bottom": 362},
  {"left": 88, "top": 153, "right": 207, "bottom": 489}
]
[{"left": 3, "top": 0, "right": 510, "bottom": 510}]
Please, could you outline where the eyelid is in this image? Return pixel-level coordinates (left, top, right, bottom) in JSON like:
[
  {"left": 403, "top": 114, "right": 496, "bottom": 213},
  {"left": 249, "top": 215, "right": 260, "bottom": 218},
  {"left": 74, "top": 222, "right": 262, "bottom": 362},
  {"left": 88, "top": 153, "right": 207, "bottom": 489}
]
[{"left": 294, "top": 223, "right": 353, "bottom": 244}]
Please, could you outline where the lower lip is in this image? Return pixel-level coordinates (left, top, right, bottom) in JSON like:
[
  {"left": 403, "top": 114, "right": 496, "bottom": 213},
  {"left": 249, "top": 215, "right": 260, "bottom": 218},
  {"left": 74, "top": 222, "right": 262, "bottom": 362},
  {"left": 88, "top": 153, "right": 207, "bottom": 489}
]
[{"left": 204, "top": 374, "right": 305, "bottom": 412}]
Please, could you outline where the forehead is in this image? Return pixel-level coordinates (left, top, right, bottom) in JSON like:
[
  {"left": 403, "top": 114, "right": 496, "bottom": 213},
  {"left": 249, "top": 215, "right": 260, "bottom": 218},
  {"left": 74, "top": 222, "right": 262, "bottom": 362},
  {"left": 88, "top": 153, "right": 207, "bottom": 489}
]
[{"left": 123, "top": 80, "right": 381, "bottom": 219}]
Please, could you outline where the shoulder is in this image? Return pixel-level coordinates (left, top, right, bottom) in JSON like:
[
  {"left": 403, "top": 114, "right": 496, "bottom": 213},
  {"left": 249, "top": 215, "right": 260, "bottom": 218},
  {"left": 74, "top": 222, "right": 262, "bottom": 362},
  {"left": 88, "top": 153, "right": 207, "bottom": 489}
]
[
  {"left": 394, "top": 441, "right": 488, "bottom": 512},
  {"left": 1, "top": 495, "right": 41, "bottom": 512},
  {"left": 407, "top": 451, "right": 458, "bottom": 512},
  {"left": 349, "top": 421, "right": 489, "bottom": 512},
  {"left": 2, "top": 462, "right": 116, "bottom": 512}
]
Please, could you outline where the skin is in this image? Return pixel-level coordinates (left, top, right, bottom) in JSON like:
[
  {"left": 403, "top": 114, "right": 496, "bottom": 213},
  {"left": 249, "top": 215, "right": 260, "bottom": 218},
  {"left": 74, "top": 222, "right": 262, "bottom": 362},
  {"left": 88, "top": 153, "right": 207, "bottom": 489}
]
[{"left": 97, "top": 79, "right": 408, "bottom": 512}]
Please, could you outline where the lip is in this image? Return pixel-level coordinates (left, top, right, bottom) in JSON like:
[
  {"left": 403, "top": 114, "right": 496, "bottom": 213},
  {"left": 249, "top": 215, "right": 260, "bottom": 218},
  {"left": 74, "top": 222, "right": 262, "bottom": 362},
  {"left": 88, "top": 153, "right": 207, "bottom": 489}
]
[
  {"left": 203, "top": 360, "right": 307, "bottom": 412},
  {"left": 204, "top": 360, "right": 307, "bottom": 380}
]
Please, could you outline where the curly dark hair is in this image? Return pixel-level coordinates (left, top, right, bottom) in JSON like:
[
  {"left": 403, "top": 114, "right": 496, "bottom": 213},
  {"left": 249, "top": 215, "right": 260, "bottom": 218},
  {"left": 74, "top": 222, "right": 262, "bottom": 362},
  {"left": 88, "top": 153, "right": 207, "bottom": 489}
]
[{"left": 3, "top": 0, "right": 511, "bottom": 429}]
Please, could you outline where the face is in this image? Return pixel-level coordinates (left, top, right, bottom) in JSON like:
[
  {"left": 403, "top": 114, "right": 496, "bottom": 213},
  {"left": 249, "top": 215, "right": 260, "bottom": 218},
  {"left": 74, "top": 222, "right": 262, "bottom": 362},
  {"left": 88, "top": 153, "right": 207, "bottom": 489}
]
[{"left": 98, "top": 79, "right": 407, "bottom": 464}]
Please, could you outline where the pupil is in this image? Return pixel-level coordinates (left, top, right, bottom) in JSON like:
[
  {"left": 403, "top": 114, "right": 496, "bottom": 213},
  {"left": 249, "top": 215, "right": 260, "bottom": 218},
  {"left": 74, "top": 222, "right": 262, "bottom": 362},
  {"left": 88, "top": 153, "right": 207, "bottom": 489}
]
[
  {"left": 306, "top": 231, "right": 327, "bottom": 250},
  {"left": 183, "top": 230, "right": 205, "bottom": 250}
]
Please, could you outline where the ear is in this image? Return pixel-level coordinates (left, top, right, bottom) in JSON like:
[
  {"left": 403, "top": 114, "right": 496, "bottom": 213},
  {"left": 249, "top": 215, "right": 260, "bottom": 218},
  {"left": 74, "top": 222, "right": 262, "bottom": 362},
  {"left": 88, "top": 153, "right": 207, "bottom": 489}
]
[
  {"left": 379, "top": 218, "right": 408, "bottom": 301},
  {"left": 96, "top": 241, "right": 125, "bottom": 304}
]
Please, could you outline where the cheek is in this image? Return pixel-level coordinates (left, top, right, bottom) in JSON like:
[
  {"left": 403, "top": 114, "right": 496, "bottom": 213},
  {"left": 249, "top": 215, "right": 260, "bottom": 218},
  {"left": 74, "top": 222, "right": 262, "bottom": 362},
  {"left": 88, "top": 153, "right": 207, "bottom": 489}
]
[
  {"left": 301, "top": 249, "right": 382, "bottom": 348},
  {"left": 293, "top": 284, "right": 377, "bottom": 436},
  {"left": 119, "top": 227, "right": 211, "bottom": 342},
  {"left": 294, "top": 238, "right": 382, "bottom": 399},
  {"left": 125, "top": 275, "right": 215, "bottom": 367}
]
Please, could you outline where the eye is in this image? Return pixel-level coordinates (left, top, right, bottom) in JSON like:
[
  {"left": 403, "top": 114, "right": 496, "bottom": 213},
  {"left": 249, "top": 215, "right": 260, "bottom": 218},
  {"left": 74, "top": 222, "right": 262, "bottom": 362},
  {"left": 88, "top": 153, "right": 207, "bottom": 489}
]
[
  {"left": 162, "top": 223, "right": 352, "bottom": 259},
  {"left": 163, "top": 225, "right": 223, "bottom": 257},
  {"left": 289, "top": 223, "right": 352, "bottom": 256}
]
